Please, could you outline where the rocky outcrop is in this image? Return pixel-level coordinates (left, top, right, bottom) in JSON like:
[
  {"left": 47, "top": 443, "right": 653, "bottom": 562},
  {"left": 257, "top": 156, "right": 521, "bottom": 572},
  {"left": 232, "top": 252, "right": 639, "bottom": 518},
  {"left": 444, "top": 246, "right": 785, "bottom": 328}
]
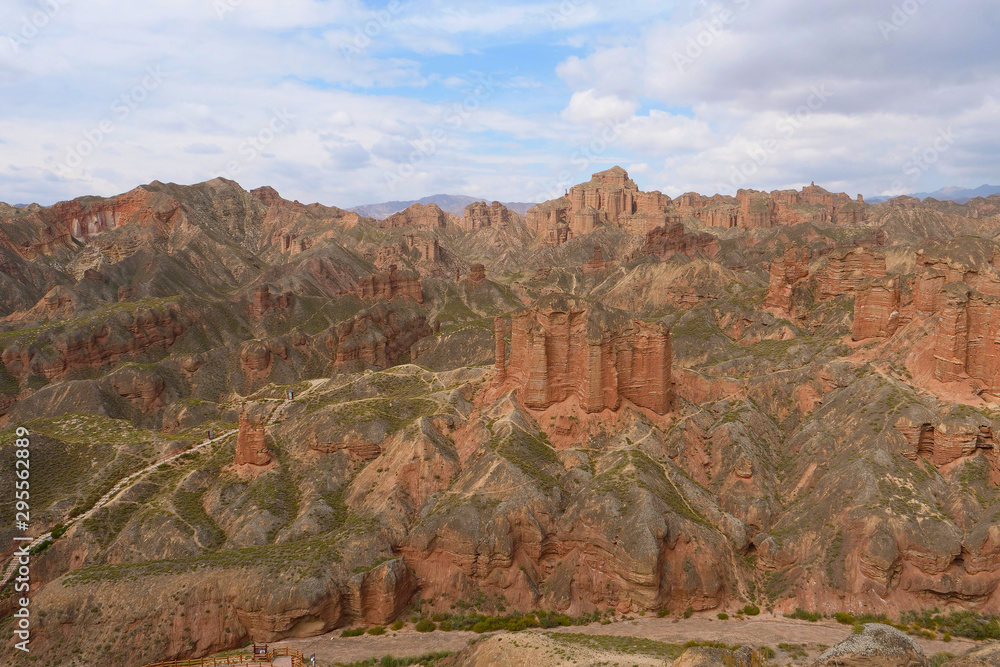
[
  {"left": 526, "top": 167, "right": 672, "bottom": 244},
  {"left": 344, "top": 558, "right": 418, "bottom": 625},
  {"left": 894, "top": 409, "right": 999, "bottom": 468},
  {"left": 462, "top": 201, "right": 519, "bottom": 231},
  {"left": 330, "top": 302, "right": 432, "bottom": 369},
  {"left": 466, "top": 263, "right": 486, "bottom": 284},
  {"left": 636, "top": 223, "right": 720, "bottom": 260},
  {"left": 673, "top": 182, "right": 869, "bottom": 230},
  {"left": 239, "top": 338, "right": 289, "bottom": 381},
  {"left": 818, "top": 247, "right": 886, "bottom": 300},
  {"left": 814, "top": 623, "right": 928, "bottom": 666},
  {"left": 234, "top": 413, "right": 273, "bottom": 467},
  {"left": 404, "top": 235, "right": 442, "bottom": 263},
  {"left": 932, "top": 285, "right": 1000, "bottom": 391},
  {"left": 107, "top": 367, "right": 166, "bottom": 412},
  {"left": 0, "top": 306, "right": 188, "bottom": 382},
  {"left": 498, "top": 294, "right": 673, "bottom": 414},
  {"left": 354, "top": 265, "right": 423, "bottom": 303},
  {"left": 581, "top": 246, "right": 607, "bottom": 274},
  {"left": 853, "top": 277, "right": 901, "bottom": 340},
  {"left": 765, "top": 246, "right": 811, "bottom": 312},
  {"left": 379, "top": 203, "right": 457, "bottom": 229},
  {"left": 249, "top": 285, "right": 292, "bottom": 320}
]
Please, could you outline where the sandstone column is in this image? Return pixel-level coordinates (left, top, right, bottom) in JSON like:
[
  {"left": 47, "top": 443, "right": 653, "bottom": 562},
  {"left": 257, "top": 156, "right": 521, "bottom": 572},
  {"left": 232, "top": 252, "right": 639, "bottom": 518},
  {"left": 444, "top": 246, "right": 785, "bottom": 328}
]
[{"left": 493, "top": 316, "right": 506, "bottom": 382}]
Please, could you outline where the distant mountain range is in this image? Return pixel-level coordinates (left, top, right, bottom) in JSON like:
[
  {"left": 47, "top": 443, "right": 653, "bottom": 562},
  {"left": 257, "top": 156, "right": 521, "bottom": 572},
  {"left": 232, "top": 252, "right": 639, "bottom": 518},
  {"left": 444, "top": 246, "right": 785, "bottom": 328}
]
[
  {"left": 867, "top": 184, "right": 1000, "bottom": 204},
  {"left": 348, "top": 194, "right": 536, "bottom": 220}
]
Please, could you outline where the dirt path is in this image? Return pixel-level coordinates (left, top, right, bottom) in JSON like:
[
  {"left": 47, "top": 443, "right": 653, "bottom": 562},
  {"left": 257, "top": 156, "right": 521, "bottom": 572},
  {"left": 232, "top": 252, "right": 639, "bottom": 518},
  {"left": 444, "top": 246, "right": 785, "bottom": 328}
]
[
  {"left": 0, "top": 379, "right": 327, "bottom": 589},
  {"left": 271, "top": 615, "right": 977, "bottom": 666}
]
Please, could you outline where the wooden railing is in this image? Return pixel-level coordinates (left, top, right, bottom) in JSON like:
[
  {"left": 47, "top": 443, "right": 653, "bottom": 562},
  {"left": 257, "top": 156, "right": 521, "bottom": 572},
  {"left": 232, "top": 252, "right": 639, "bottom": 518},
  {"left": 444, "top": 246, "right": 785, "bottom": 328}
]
[{"left": 142, "top": 648, "right": 304, "bottom": 667}]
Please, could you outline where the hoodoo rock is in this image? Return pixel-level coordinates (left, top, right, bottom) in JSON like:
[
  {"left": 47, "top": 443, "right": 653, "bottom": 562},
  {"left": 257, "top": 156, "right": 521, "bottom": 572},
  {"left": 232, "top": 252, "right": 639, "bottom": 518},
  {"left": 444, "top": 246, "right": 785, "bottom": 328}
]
[
  {"left": 853, "top": 277, "right": 902, "bottom": 341},
  {"left": 249, "top": 285, "right": 292, "bottom": 320},
  {"left": 354, "top": 265, "right": 423, "bottom": 303},
  {"left": 497, "top": 293, "right": 673, "bottom": 414},
  {"left": 405, "top": 235, "right": 442, "bottom": 263},
  {"left": 234, "top": 413, "right": 273, "bottom": 467},
  {"left": 765, "top": 246, "right": 811, "bottom": 312}
]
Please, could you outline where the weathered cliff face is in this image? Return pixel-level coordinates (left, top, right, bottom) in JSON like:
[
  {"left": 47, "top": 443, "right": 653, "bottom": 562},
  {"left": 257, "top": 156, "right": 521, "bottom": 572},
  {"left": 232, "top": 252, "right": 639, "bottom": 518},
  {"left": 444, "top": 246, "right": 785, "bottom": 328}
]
[
  {"left": 462, "top": 201, "right": 520, "bottom": 231},
  {"left": 353, "top": 265, "right": 423, "bottom": 303},
  {"left": 673, "top": 182, "right": 868, "bottom": 230},
  {"left": 852, "top": 277, "right": 902, "bottom": 340},
  {"left": 932, "top": 285, "right": 1000, "bottom": 391},
  {"left": 765, "top": 246, "right": 811, "bottom": 312},
  {"left": 817, "top": 247, "right": 887, "bottom": 300},
  {"left": 581, "top": 246, "right": 607, "bottom": 274},
  {"left": 249, "top": 284, "right": 293, "bottom": 320},
  {"left": 0, "top": 305, "right": 189, "bottom": 382},
  {"left": 330, "top": 301, "right": 432, "bottom": 369},
  {"left": 498, "top": 294, "right": 672, "bottom": 414},
  {"left": 379, "top": 203, "right": 458, "bottom": 229},
  {"left": 637, "top": 223, "right": 720, "bottom": 260}
]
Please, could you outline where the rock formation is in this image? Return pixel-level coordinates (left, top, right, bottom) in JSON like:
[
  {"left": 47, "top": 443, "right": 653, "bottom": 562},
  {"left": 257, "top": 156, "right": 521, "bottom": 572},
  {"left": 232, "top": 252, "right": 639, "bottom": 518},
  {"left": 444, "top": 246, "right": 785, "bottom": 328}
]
[
  {"left": 462, "top": 201, "right": 518, "bottom": 231},
  {"left": 581, "top": 246, "right": 607, "bottom": 274},
  {"left": 497, "top": 294, "right": 673, "bottom": 414},
  {"left": 379, "top": 203, "right": 457, "bottom": 229},
  {"left": 852, "top": 277, "right": 901, "bottom": 340},
  {"left": 932, "top": 285, "right": 1000, "bottom": 391},
  {"left": 817, "top": 247, "right": 887, "bottom": 300},
  {"left": 637, "top": 222, "right": 720, "bottom": 260},
  {"left": 234, "top": 413, "right": 273, "bottom": 467},
  {"left": 814, "top": 623, "right": 927, "bottom": 666},
  {"left": 526, "top": 167, "right": 672, "bottom": 244},
  {"left": 249, "top": 285, "right": 292, "bottom": 320},
  {"left": 331, "top": 302, "right": 432, "bottom": 369},
  {"left": 765, "top": 246, "right": 811, "bottom": 312},
  {"left": 404, "top": 235, "right": 442, "bottom": 263},
  {"left": 466, "top": 263, "right": 486, "bottom": 284},
  {"left": 354, "top": 265, "right": 423, "bottom": 303}
]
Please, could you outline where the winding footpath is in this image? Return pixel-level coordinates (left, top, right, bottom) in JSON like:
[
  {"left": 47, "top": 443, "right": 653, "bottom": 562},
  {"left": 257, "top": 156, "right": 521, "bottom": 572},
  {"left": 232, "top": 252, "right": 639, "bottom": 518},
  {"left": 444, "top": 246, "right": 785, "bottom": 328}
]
[{"left": 0, "top": 379, "right": 327, "bottom": 590}]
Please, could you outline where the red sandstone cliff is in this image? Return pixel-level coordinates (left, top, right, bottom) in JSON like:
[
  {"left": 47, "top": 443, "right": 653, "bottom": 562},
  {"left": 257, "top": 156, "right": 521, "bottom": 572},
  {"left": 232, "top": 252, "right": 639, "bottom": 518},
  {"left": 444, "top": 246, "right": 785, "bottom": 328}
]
[
  {"left": 354, "top": 265, "right": 423, "bottom": 303},
  {"left": 234, "top": 413, "right": 274, "bottom": 467},
  {"left": 496, "top": 294, "right": 673, "bottom": 414},
  {"left": 379, "top": 203, "right": 459, "bottom": 229},
  {"left": 462, "top": 201, "right": 520, "bottom": 231}
]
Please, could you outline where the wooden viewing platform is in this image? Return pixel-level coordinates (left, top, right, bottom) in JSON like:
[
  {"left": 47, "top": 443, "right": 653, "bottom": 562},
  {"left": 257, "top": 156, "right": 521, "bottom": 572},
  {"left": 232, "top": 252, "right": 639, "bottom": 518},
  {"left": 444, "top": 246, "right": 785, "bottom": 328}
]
[{"left": 142, "top": 646, "right": 304, "bottom": 667}]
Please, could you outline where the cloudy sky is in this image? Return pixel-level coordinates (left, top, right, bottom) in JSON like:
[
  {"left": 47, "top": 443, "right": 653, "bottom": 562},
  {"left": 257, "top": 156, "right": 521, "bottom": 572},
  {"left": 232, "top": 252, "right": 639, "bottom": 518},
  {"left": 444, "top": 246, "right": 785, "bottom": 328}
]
[{"left": 0, "top": 0, "right": 997, "bottom": 207}]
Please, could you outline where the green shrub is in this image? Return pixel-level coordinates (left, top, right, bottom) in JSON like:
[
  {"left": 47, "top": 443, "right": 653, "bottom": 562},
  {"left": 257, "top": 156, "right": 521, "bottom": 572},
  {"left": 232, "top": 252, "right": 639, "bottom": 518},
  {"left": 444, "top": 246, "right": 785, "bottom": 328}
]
[
  {"left": 341, "top": 627, "right": 365, "bottom": 637},
  {"left": 657, "top": 608, "right": 671, "bottom": 618},
  {"left": 683, "top": 606, "right": 694, "bottom": 619},
  {"left": 717, "top": 613, "right": 729, "bottom": 620},
  {"left": 834, "top": 612, "right": 856, "bottom": 625},
  {"left": 390, "top": 620, "right": 404, "bottom": 631},
  {"left": 758, "top": 646, "right": 776, "bottom": 659},
  {"left": 367, "top": 626, "right": 385, "bottom": 636},
  {"left": 852, "top": 624, "right": 864, "bottom": 634},
  {"left": 51, "top": 524, "right": 67, "bottom": 539},
  {"left": 742, "top": 604, "right": 760, "bottom": 616},
  {"left": 415, "top": 619, "right": 436, "bottom": 633},
  {"left": 785, "top": 608, "right": 821, "bottom": 622}
]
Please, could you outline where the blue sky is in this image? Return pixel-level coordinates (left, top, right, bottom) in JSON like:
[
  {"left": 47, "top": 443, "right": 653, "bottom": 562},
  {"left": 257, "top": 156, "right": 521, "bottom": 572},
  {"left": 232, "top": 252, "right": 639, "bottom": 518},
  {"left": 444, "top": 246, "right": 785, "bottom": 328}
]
[{"left": 0, "top": 0, "right": 997, "bottom": 207}]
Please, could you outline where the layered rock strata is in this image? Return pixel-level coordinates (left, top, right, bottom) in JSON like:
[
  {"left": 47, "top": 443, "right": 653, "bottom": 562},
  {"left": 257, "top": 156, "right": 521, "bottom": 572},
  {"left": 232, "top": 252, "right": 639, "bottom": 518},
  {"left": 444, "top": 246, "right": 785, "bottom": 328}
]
[
  {"left": 497, "top": 294, "right": 673, "bottom": 414},
  {"left": 354, "top": 265, "right": 423, "bottom": 303},
  {"left": 234, "top": 413, "right": 273, "bottom": 467}
]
